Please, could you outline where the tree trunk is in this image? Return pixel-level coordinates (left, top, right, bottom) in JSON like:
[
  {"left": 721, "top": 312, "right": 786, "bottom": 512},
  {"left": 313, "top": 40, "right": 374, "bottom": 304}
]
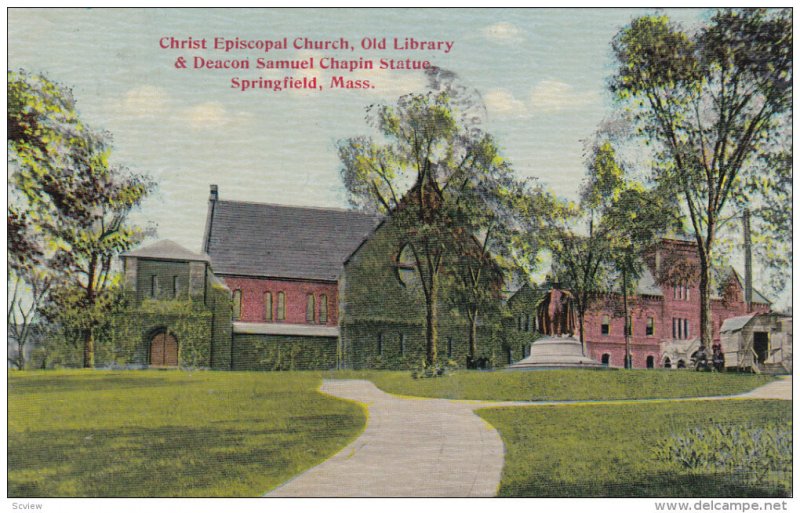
[
  {"left": 83, "top": 329, "right": 95, "bottom": 369},
  {"left": 698, "top": 257, "right": 713, "bottom": 350},
  {"left": 468, "top": 308, "right": 478, "bottom": 361},
  {"left": 623, "top": 267, "right": 631, "bottom": 369},
  {"left": 425, "top": 274, "right": 439, "bottom": 366},
  {"left": 578, "top": 312, "right": 586, "bottom": 356}
]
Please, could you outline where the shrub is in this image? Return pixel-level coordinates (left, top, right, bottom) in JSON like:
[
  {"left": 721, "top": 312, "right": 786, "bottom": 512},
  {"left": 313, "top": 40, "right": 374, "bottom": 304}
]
[
  {"left": 654, "top": 422, "right": 792, "bottom": 492},
  {"left": 410, "top": 358, "right": 459, "bottom": 379}
]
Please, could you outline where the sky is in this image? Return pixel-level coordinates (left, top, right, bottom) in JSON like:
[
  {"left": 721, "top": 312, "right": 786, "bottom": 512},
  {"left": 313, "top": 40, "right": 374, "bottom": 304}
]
[{"left": 13, "top": 8, "right": 786, "bottom": 306}]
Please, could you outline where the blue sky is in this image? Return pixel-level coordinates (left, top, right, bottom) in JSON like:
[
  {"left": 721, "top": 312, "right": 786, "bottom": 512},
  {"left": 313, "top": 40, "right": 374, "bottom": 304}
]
[{"left": 9, "top": 8, "right": 715, "bottom": 253}]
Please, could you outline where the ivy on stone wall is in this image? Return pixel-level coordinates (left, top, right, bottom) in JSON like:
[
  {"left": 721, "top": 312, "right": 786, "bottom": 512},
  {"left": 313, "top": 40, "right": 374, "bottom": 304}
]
[
  {"left": 233, "top": 334, "right": 338, "bottom": 371},
  {"left": 110, "top": 298, "right": 213, "bottom": 368}
]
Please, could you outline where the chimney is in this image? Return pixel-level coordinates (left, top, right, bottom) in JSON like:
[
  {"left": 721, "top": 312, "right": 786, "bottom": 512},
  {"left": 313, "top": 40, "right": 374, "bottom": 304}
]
[
  {"left": 202, "top": 185, "right": 219, "bottom": 254},
  {"left": 743, "top": 208, "right": 753, "bottom": 312}
]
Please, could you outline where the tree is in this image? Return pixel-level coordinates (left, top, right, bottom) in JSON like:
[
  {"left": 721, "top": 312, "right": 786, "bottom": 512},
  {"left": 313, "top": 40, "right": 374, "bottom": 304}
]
[
  {"left": 339, "top": 75, "right": 521, "bottom": 366},
  {"left": 7, "top": 213, "right": 52, "bottom": 369},
  {"left": 446, "top": 139, "right": 532, "bottom": 364},
  {"left": 583, "top": 142, "right": 680, "bottom": 367},
  {"left": 530, "top": 189, "right": 612, "bottom": 354},
  {"left": 8, "top": 71, "right": 155, "bottom": 368},
  {"left": 610, "top": 8, "right": 792, "bottom": 349}
]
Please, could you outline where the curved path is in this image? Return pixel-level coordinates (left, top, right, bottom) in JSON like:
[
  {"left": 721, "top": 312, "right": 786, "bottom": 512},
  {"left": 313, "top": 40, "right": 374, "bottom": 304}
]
[
  {"left": 266, "top": 376, "right": 790, "bottom": 497},
  {"left": 267, "top": 379, "right": 505, "bottom": 497}
]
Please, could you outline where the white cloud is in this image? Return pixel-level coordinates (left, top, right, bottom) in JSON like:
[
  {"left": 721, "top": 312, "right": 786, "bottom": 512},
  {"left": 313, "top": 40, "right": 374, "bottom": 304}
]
[
  {"left": 483, "top": 89, "right": 528, "bottom": 118},
  {"left": 529, "top": 80, "right": 599, "bottom": 113},
  {"left": 482, "top": 22, "right": 524, "bottom": 44},
  {"left": 181, "top": 102, "right": 229, "bottom": 129},
  {"left": 483, "top": 80, "right": 601, "bottom": 119},
  {"left": 115, "top": 85, "right": 169, "bottom": 118},
  {"left": 110, "top": 86, "right": 251, "bottom": 130}
]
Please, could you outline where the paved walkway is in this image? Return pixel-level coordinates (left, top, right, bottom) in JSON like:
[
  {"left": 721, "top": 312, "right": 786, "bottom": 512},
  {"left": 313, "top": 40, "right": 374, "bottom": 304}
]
[
  {"left": 265, "top": 376, "right": 791, "bottom": 497},
  {"left": 267, "top": 379, "right": 506, "bottom": 497}
]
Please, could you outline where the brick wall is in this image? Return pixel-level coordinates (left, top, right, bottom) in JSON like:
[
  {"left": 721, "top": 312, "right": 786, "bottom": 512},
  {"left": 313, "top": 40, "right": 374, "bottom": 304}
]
[{"left": 220, "top": 276, "right": 338, "bottom": 326}]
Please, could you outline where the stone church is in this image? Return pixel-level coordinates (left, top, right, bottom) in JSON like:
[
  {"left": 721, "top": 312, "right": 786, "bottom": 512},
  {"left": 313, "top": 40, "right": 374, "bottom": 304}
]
[
  {"left": 114, "top": 185, "right": 776, "bottom": 371},
  {"left": 115, "top": 185, "right": 534, "bottom": 370}
]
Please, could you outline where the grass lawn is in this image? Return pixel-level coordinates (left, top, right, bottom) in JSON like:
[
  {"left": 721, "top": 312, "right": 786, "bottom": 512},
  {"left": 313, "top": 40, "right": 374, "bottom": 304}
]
[
  {"left": 477, "top": 400, "right": 792, "bottom": 497},
  {"left": 8, "top": 370, "right": 366, "bottom": 497},
  {"left": 336, "top": 369, "right": 774, "bottom": 401}
]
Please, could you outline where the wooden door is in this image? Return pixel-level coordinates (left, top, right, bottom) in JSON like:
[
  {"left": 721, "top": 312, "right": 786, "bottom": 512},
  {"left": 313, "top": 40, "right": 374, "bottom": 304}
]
[{"left": 150, "top": 332, "right": 178, "bottom": 367}]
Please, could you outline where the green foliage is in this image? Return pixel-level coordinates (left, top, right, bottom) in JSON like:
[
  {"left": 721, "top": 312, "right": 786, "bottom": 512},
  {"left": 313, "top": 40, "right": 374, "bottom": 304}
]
[
  {"left": 479, "top": 400, "right": 790, "bottom": 497},
  {"left": 654, "top": 422, "right": 792, "bottom": 491},
  {"left": 609, "top": 9, "right": 793, "bottom": 342},
  {"left": 410, "top": 358, "right": 459, "bottom": 379},
  {"left": 8, "top": 70, "right": 156, "bottom": 368},
  {"left": 338, "top": 72, "right": 535, "bottom": 366},
  {"left": 110, "top": 298, "right": 213, "bottom": 369},
  {"left": 8, "top": 370, "right": 366, "bottom": 497},
  {"left": 233, "top": 335, "right": 338, "bottom": 371}
]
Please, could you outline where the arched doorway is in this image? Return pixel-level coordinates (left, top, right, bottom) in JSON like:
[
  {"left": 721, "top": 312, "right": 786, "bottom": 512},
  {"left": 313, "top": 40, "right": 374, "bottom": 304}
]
[
  {"left": 663, "top": 357, "right": 672, "bottom": 369},
  {"left": 646, "top": 356, "right": 655, "bottom": 369},
  {"left": 601, "top": 354, "right": 610, "bottom": 366},
  {"left": 150, "top": 331, "right": 178, "bottom": 367}
]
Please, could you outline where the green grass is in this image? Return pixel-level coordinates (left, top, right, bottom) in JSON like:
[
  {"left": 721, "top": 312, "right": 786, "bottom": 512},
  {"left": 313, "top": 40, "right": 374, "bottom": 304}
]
[
  {"left": 334, "top": 369, "right": 774, "bottom": 401},
  {"left": 477, "top": 400, "right": 792, "bottom": 497},
  {"left": 8, "top": 370, "right": 366, "bottom": 497}
]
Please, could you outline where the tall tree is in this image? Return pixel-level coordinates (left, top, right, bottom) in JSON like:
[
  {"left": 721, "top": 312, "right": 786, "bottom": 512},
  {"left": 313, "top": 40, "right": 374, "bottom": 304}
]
[
  {"left": 339, "top": 78, "right": 520, "bottom": 366},
  {"left": 610, "top": 9, "right": 792, "bottom": 349},
  {"left": 8, "top": 71, "right": 155, "bottom": 368},
  {"left": 447, "top": 139, "right": 532, "bottom": 364},
  {"left": 530, "top": 189, "right": 612, "bottom": 353},
  {"left": 583, "top": 142, "right": 680, "bottom": 367}
]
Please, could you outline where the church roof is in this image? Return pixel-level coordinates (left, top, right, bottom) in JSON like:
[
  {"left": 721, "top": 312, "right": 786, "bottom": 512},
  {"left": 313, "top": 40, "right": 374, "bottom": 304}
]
[
  {"left": 122, "top": 239, "right": 211, "bottom": 262},
  {"left": 204, "top": 200, "right": 383, "bottom": 281}
]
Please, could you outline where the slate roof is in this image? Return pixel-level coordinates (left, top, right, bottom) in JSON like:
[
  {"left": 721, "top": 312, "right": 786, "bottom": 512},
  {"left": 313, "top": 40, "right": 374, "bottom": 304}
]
[
  {"left": 635, "top": 268, "right": 663, "bottom": 297},
  {"left": 122, "top": 239, "right": 210, "bottom": 262},
  {"left": 205, "top": 200, "right": 383, "bottom": 281}
]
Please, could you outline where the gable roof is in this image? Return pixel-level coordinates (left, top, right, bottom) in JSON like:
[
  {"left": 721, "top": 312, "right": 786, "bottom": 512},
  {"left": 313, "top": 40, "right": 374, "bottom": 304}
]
[
  {"left": 636, "top": 267, "right": 663, "bottom": 297},
  {"left": 121, "top": 239, "right": 210, "bottom": 263},
  {"left": 719, "top": 268, "right": 771, "bottom": 305},
  {"left": 205, "top": 200, "right": 382, "bottom": 281}
]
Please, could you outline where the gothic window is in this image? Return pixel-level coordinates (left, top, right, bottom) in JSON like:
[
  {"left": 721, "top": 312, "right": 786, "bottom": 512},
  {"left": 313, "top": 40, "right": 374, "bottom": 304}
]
[
  {"left": 306, "top": 294, "right": 315, "bottom": 323},
  {"left": 264, "top": 292, "right": 273, "bottom": 321},
  {"left": 172, "top": 276, "right": 180, "bottom": 298},
  {"left": 233, "top": 290, "right": 242, "bottom": 320},
  {"left": 646, "top": 317, "right": 654, "bottom": 336},
  {"left": 377, "top": 332, "right": 383, "bottom": 356},
  {"left": 277, "top": 292, "right": 285, "bottom": 320},
  {"left": 151, "top": 275, "right": 159, "bottom": 298},
  {"left": 399, "top": 333, "right": 406, "bottom": 355},
  {"left": 319, "top": 294, "right": 328, "bottom": 323},
  {"left": 601, "top": 315, "right": 610, "bottom": 335}
]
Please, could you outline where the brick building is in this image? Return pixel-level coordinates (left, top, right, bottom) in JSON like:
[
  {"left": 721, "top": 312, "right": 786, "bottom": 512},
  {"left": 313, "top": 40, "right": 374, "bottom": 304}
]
[{"left": 583, "top": 238, "right": 771, "bottom": 369}]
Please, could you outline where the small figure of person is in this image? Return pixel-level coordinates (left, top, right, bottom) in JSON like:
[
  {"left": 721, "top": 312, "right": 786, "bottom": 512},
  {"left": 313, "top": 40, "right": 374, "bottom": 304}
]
[
  {"left": 712, "top": 343, "right": 725, "bottom": 372},
  {"left": 692, "top": 345, "right": 709, "bottom": 371}
]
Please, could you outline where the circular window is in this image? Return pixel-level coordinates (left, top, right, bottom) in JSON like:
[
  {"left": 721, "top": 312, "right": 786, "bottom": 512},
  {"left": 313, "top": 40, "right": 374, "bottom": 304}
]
[{"left": 395, "top": 244, "right": 419, "bottom": 288}]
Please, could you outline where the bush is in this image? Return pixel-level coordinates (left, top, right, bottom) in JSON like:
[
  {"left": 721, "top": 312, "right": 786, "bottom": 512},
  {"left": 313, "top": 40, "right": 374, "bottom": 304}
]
[
  {"left": 654, "top": 422, "right": 792, "bottom": 492},
  {"left": 410, "top": 358, "right": 459, "bottom": 379}
]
